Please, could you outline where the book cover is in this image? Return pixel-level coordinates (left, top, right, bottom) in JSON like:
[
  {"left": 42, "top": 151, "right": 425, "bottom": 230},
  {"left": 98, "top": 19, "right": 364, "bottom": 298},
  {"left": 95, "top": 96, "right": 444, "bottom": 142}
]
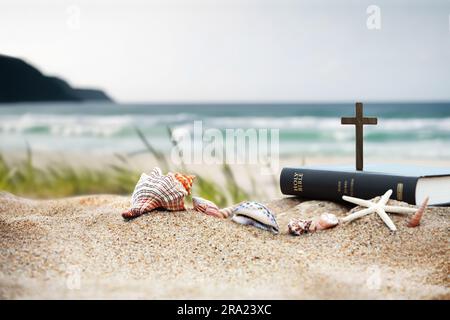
[{"left": 280, "top": 164, "right": 450, "bottom": 206}]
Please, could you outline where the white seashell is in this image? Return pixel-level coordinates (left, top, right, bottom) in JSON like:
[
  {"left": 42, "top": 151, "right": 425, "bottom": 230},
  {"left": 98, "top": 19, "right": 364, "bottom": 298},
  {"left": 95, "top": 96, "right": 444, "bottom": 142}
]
[
  {"left": 232, "top": 215, "right": 276, "bottom": 233},
  {"left": 311, "top": 213, "right": 339, "bottom": 231},
  {"left": 231, "top": 201, "right": 279, "bottom": 234}
]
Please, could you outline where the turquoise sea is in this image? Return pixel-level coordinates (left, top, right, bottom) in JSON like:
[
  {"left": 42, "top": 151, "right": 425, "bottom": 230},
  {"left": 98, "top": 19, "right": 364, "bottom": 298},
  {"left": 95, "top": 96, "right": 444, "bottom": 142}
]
[{"left": 1, "top": 102, "right": 450, "bottom": 160}]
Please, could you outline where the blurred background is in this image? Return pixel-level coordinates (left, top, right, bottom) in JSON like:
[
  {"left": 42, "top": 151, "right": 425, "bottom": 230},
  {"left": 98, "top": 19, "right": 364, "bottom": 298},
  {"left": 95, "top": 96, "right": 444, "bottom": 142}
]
[{"left": 1, "top": 0, "right": 449, "bottom": 202}]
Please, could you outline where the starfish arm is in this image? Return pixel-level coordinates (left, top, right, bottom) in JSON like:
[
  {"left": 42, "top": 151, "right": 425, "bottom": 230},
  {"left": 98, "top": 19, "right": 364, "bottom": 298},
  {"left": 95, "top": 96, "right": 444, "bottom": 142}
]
[
  {"left": 341, "top": 207, "right": 376, "bottom": 223},
  {"left": 384, "top": 206, "right": 416, "bottom": 214},
  {"left": 342, "top": 195, "right": 374, "bottom": 207},
  {"left": 376, "top": 207, "right": 397, "bottom": 231},
  {"left": 378, "top": 189, "right": 393, "bottom": 206}
]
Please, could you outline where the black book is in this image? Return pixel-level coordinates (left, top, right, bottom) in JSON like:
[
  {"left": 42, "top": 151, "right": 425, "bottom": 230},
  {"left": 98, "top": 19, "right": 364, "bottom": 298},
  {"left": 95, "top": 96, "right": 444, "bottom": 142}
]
[{"left": 280, "top": 164, "right": 450, "bottom": 206}]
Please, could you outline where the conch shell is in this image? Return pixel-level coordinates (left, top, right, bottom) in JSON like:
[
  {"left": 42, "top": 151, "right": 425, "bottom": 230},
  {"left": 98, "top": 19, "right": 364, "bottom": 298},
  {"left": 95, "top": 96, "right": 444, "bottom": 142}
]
[
  {"left": 174, "top": 172, "right": 195, "bottom": 195},
  {"left": 407, "top": 196, "right": 429, "bottom": 227},
  {"left": 288, "top": 213, "right": 339, "bottom": 236},
  {"left": 122, "top": 167, "right": 195, "bottom": 219}
]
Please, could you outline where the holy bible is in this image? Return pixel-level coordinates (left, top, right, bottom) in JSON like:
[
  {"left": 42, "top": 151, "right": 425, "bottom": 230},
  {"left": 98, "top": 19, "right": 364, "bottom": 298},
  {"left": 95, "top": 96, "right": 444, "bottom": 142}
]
[{"left": 280, "top": 164, "right": 450, "bottom": 206}]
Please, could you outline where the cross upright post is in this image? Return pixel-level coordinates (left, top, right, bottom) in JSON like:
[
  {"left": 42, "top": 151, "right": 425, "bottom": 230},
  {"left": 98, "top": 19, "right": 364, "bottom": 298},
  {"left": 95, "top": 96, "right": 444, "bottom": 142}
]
[{"left": 341, "top": 102, "right": 378, "bottom": 171}]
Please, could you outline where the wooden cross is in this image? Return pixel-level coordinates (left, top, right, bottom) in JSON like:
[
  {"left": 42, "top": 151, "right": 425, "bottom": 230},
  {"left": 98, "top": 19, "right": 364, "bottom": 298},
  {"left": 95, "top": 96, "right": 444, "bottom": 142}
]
[{"left": 341, "top": 102, "right": 378, "bottom": 171}]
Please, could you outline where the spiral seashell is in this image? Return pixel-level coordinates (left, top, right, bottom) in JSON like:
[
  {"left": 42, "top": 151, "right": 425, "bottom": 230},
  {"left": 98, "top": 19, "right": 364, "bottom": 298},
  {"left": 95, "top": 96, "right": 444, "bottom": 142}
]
[
  {"left": 122, "top": 167, "right": 192, "bottom": 219},
  {"left": 219, "top": 206, "right": 235, "bottom": 219},
  {"left": 174, "top": 172, "right": 195, "bottom": 194},
  {"left": 407, "top": 196, "right": 429, "bottom": 228},
  {"left": 192, "top": 196, "right": 224, "bottom": 218}
]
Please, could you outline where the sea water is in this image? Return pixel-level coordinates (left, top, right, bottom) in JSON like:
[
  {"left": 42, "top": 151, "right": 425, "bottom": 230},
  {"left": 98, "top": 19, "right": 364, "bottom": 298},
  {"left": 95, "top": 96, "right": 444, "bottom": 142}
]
[{"left": 0, "top": 102, "right": 450, "bottom": 160}]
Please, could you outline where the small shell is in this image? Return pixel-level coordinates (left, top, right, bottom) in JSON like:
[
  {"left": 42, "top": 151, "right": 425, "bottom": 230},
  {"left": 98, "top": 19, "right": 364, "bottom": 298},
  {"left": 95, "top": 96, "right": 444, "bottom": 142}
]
[
  {"left": 407, "top": 196, "right": 429, "bottom": 227},
  {"left": 288, "top": 213, "right": 339, "bottom": 236},
  {"left": 122, "top": 167, "right": 191, "bottom": 219},
  {"left": 288, "top": 219, "right": 312, "bottom": 236},
  {"left": 192, "top": 196, "right": 224, "bottom": 218},
  {"left": 311, "top": 213, "right": 339, "bottom": 231},
  {"left": 231, "top": 201, "right": 279, "bottom": 234}
]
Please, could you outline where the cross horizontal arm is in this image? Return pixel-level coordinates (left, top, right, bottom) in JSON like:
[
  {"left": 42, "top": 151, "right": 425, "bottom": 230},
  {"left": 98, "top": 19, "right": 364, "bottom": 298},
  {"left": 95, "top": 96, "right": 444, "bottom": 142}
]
[
  {"left": 341, "top": 117, "right": 378, "bottom": 125},
  {"left": 341, "top": 118, "right": 356, "bottom": 124},
  {"left": 363, "top": 117, "right": 378, "bottom": 125}
]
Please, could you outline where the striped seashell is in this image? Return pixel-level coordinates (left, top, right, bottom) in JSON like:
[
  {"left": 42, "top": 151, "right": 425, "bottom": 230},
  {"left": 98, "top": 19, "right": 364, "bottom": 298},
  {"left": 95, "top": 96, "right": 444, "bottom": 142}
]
[
  {"left": 174, "top": 172, "right": 195, "bottom": 194},
  {"left": 122, "top": 167, "right": 191, "bottom": 219},
  {"left": 192, "top": 196, "right": 224, "bottom": 218},
  {"left": 231, "top": 201, "right": 279, "bottom": 234},
  {"left": 219, "top": 206, "right": 235, "bottom": 219}
]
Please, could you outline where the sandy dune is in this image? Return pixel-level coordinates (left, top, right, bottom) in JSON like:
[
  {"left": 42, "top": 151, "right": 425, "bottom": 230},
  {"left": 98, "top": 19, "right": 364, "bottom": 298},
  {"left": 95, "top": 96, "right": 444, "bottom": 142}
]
[{"left": 0, "top": 191, "right": 448, "bottom": 299}]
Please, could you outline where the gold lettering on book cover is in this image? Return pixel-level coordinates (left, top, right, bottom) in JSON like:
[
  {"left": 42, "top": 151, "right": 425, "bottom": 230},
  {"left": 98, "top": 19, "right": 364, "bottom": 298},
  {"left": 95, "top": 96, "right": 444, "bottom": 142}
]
[{"left": 293, "top": 172, "right": 304, "bottom": 192}]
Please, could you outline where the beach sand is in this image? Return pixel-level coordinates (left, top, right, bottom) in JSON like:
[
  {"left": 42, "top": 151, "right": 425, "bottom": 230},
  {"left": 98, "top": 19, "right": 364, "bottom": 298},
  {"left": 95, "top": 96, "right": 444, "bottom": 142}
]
[{"left": 0, "top": 191, "right": 448, "bottom": 299}]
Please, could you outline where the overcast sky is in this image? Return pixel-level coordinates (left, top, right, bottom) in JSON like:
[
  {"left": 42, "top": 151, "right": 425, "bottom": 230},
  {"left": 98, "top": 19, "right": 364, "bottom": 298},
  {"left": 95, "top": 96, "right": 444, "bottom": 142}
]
[{"left": 1, "top": 0, "right": 449, "bottom": 102}]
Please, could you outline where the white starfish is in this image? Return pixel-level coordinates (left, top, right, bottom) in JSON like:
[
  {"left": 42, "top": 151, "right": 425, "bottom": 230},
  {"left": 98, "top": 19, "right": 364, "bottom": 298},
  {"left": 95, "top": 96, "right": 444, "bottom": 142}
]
[{"left": 341, "top": 189, "right": 417, "bottom": 232}]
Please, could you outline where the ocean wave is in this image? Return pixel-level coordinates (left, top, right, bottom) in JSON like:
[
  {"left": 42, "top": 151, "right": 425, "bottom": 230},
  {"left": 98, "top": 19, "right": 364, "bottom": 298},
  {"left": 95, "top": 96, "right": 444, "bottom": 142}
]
[
  {"left": 205, "top": 116, "right": 450, "bottom": 132},
  {"left": 278, "top": 140, "right": 450, "bottom": 159},
  {"left": 0, "top": 113, "right": 196, "bottom": 137},
  {"left": 1, "top": 114, "right": 450, "bottom": 144},
  {"left": 172, "top": 117, "right": 450, "bottom": 142}
]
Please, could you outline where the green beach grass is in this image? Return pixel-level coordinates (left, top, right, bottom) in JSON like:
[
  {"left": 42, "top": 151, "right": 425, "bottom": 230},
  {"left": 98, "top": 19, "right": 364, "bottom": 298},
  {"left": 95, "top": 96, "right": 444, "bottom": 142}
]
[{"left": 0, "top": 128, "right": 266, "bottom": 206}]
